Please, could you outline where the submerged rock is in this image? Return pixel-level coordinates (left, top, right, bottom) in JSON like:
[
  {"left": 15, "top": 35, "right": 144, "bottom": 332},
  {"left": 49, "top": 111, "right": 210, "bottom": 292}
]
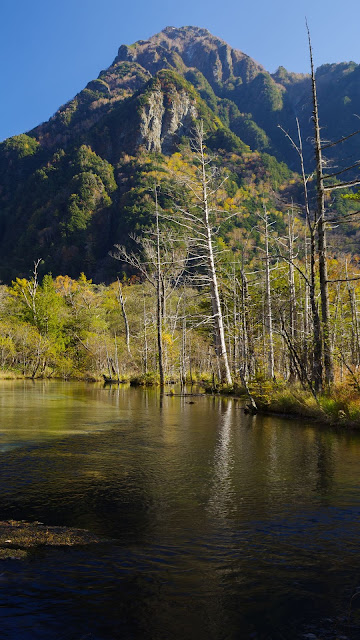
[{"left": 0, "top": 520, "right": 104, "bottom": 560}]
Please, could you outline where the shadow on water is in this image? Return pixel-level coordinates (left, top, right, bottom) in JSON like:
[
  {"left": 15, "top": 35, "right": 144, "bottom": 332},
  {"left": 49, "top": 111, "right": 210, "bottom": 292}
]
[{"left": 0, "top": 381, "right": 360, "bottom": 638}]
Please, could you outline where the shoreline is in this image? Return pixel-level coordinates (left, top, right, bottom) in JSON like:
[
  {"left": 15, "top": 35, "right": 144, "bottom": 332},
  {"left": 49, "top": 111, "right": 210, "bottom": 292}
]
[
  {"left": 214, "top": 386, "right": 360, "bottom": 430},
  {"left": 1, "top": 373, "right": 360, "bottom": 430}
]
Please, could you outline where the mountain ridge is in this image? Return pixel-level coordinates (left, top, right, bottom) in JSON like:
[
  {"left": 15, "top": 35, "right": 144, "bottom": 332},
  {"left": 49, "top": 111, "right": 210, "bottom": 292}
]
[
  {"left": 27, "top": 25, "right": 360, "bottom": 170},
  {"left": 0, "top": 25, "right": 359, "bottom": 282}
]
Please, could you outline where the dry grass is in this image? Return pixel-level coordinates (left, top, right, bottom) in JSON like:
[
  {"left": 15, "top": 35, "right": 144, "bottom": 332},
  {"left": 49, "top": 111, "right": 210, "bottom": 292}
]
[
  {"left": 233, "top": 380, "right": 360, "bottom": 428},
  {"left": 0, "top": 371, "right": 25, "bottom": 380}
]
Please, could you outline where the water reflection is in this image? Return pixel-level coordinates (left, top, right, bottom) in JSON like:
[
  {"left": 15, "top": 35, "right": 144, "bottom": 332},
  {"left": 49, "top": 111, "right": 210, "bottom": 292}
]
[
  {"left": 0, "top": 382, "right": 360, "bottom": 639},
  {"left": 208, "top": 401, "right": 235, "bottom": 520},
  {"left": 314, "top": 433, "right": 335, "bottom": 496}
]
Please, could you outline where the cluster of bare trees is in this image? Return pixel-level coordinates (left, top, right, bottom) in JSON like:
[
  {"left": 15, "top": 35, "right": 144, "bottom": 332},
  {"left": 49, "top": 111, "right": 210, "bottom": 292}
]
[
  {"left": 112, "top": 31, "right": 360, "bottom": 394},
  {"left": 275, "top": 26, "right": 360, "bottom": 394},
  {"left": 113, "top": 121, "right": 236, "bottom": 387}
]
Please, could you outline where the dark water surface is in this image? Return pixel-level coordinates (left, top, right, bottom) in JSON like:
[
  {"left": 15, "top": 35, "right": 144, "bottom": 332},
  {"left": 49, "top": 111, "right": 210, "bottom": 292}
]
[{"left": 1, "top": 381, "right": 360, "bottom": 639}]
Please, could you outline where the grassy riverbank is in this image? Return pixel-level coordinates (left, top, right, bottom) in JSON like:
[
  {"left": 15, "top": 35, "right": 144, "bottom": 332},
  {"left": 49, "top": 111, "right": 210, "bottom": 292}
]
[
  {"left": 126, "top": 375, "right": 360, "bottom": 429},
  {"left": 218, "top": 380, "right": 360, "bottom": 428},
  {"left": 2, "top": 367, "right": 360, "bottom": 429}
]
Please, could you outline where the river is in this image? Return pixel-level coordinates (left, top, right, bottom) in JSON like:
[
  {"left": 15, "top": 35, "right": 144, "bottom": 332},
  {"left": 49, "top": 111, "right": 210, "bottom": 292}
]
[{"left": 0, "top": 380, "right": 360, "bottom": 639}]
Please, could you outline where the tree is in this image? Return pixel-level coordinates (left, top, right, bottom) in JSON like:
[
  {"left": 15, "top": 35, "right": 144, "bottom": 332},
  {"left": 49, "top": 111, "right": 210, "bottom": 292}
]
[
  {"left": 166, "top": 122, "right": 233, "bottom": 386},
  {"left": 112, "top": 186, "right": 188, "bottom": 386},
  {"left": 262, "top": 204, "right": 275, "bottom": 379},
  {"left": 307, "top": 25, "right": 333, "bottom": 389},
  {"left": 307, "top": 22, "right": 360, "bottom": 391}
]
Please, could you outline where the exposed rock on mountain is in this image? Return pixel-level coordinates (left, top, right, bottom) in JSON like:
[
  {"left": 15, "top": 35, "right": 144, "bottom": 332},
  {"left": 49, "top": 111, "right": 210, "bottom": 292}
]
[{"left": 0, "top": 26, "right": 359, "bottom": 281}]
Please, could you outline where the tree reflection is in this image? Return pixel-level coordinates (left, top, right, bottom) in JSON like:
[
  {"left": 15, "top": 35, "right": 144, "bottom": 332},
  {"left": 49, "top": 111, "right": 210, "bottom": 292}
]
[{"left": 208, "top": 401, "right": 234, "bottom": 520}]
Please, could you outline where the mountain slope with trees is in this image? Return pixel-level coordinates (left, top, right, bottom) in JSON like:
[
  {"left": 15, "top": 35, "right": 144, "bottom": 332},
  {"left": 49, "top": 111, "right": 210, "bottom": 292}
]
[{"left": 1, "top": 26, "right": 360, "bottom": 281}]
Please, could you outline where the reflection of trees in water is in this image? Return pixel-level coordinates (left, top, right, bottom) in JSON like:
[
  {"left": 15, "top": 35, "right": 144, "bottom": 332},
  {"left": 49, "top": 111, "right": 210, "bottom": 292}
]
[
  {"left": 208, "top": 401, "right": 235, "bottom": 520},
  {"left": 314, "top": 433, "right": 334, "bottom": 495},
  {"left": 103, "top": 383, "right": 153, "bottom": 412},
  {"left": 268, "top": 420, "right": 280, "bottom": 484},
  {"left": 245, "top": 417, "right": 336, "bottom": 509}
]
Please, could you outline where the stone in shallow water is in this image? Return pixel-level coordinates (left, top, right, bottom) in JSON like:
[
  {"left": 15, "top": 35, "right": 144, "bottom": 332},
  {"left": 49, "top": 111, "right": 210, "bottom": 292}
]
[{"left": 0, "top": 520, "right": 104, "bottom": 559}]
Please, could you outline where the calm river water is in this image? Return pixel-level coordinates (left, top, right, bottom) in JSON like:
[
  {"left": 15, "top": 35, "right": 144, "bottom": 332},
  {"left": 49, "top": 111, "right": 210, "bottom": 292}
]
[{"left": 1, "top": 381, "right": 360, "bottom": 639}]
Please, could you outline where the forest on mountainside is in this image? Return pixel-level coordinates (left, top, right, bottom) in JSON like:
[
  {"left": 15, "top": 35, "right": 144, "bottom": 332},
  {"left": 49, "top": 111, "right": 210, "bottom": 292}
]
[{"left": 1, "top": 27, "right": 360, "bottom": 282}]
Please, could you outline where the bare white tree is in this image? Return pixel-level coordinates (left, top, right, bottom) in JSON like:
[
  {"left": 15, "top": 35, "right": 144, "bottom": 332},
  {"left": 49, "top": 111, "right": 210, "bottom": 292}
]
[
  {"left": 161, "top": 122, "right": 234, "bottom": 385},
  {"left": 112, "top": 186, "right": 189, "bottom": 386}
]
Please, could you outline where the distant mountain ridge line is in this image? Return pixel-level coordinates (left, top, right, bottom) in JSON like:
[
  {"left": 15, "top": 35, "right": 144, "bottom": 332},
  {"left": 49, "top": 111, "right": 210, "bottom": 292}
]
[
  {"left": 28, "top": 24, "right": 360, "bottom": 168},
  {"left": 0, "top": 25, "right": 359, "bottom": 281}
]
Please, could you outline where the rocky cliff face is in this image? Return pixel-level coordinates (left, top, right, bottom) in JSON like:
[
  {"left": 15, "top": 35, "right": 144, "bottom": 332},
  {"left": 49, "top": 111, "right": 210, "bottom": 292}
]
[
  {"left": 77, "top": 70, "right": 204, "bottom": 163},
  {"left": 137, "top": 81, "right": 197, "bottom": 153}
]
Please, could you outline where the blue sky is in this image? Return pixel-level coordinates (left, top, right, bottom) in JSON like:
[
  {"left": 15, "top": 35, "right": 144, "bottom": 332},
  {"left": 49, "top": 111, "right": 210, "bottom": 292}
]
[{"left": 1, "top": 0, "right": 360, "bottom": 141}]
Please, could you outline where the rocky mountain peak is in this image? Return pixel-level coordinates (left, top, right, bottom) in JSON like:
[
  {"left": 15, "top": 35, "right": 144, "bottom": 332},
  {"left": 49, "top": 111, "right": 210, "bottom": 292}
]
[
  {"left": 1, "top": 25, "right": 360, "bottom": 281},
  {"left": 159, "top": 25, "right": 212, "bottom": 40},
  {"left": 114, "top": 25, "right": 264, "bottom": 88}
]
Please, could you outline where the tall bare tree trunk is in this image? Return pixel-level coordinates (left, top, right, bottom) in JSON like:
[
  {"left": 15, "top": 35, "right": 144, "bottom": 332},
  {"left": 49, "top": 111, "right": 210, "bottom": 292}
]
[
  {"left": 288, "top": 209, "right": 297, "bottom": 380},
  {"left": 308, "top": 25, "right": 333, "bottom": 388},
  {"left": 240, "top": 252, "right": 252, "bottom": 380},
  {"left": 279, "top": 118, "right": 322, "bottom": 391},
  {"left": 143, "top": 293, "right": 148, "bottom": 375},
  {"left": 117, "top": 278, "right": 131, "bottom": 354},
  {"left": 198, "top": 127, "right": 233, "bottom": 386},
  {"left": 303, "top": 229, "right": 310, "bottom": 377},
  {"left": 263, "top": 205, "right": 275, "bottom": 379},
  {"left": 181, "top": 315, "right": 187, "bottom": 386},
  {"left": 232, "top": 268, "right": 239, "bottom": 375},
  {"left": 155, "top": 187, "right": 165, "bottom": 387}
]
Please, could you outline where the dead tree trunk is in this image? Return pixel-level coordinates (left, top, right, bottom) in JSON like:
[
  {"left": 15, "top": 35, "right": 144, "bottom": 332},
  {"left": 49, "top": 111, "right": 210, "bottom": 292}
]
[
  {"left": 278, "top": 118, "right": 322, "bottom": 391},
  {"left": 308, "top": 24, "right": 334, "bottom": 388},
  {"left": 263, "top": 205, "right": 275, "bottom": 379},
  {"left": 155, "top": 187, "right": 165, "bottom": 387},
  {"left": 197, "top": 124, "right": 233, "bottom": 386},
  {"left": 117, "top": 278, "right": 131, "bottom": 354},
  {"left": 143, "top": 293, "right": 148, "bottom": 375},
  {"left": 287, "top": 209, "right": 297, "bottom": 380},
  {"left": 240, "top": 266, "right": 252, "bottom": 380}
]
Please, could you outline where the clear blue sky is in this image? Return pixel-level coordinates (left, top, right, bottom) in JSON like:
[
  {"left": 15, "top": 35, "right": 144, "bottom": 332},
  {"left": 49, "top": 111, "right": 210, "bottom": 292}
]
[{"left": 1, "top": 0, "right": 360, "bottom": 141}]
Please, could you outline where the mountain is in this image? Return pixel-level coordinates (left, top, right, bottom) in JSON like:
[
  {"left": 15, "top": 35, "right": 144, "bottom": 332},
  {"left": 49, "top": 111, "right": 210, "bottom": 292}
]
[{"left": 0, "top": 26, "right": 359, "bottom": 281}]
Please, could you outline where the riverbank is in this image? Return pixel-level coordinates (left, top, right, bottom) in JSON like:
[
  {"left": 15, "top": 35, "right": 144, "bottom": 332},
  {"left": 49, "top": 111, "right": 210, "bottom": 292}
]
[
  {"left": 214, "top": 380, "right": 360, "bottom": 429},
  {"left": 2, "top": 370, "right": 360, "bottom": 429}
]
